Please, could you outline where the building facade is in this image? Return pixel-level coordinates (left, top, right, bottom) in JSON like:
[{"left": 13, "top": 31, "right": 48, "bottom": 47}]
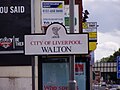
[{"left": 92, "top": 62, "right": 119, "bottom": 84}]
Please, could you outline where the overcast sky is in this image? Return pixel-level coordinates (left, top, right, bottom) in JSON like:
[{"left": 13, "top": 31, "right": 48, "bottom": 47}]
[{"left": 83, "top": 0, "right": 120, "bottom": 61}]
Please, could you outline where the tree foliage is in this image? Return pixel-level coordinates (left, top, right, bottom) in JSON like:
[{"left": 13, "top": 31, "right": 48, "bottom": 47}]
[{"left": 100, "top": 48, "right": 120, "bottom": 62}]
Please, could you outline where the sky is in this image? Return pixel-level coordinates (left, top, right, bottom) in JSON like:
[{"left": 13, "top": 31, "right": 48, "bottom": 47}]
[{"left": 83, "top": 0, "right": 120, "bottom": 62}]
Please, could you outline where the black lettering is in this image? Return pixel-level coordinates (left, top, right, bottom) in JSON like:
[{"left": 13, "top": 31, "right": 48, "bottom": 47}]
[
  {"left": 61, "top": 46, "right": 71, "bottom": 52},
  {"left": 41, "top": 47, "right": 53, "bottom": 52},
  {"left": 41, "top": 46, "right": 72, "bottom": 53}
]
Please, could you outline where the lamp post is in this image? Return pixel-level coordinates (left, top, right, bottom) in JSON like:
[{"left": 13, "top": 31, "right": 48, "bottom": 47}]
[{"left": 68, "top": 0, "right": 77, "bottom": 90}]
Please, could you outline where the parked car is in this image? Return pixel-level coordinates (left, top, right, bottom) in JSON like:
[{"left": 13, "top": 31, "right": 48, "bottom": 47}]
[
  {"left": 100, "top": 82, "right": 106, "bottom": 87},
  {"left": 109, "top": 84, "right": 120, "bottom": 90}
]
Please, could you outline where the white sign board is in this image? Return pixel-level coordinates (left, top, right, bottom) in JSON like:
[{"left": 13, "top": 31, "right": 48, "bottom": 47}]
[
  {"left": 64, "top": 5, "right": 79, "bottom": 33},
  {"left": 83, "top": 22, "right": 97, "bottom": 32},
  {"left": 24, "top": 23, "right": 88, "bottom": 55},
  {"left": 41, "top": 1, "right": 64, "bottom": 26}
]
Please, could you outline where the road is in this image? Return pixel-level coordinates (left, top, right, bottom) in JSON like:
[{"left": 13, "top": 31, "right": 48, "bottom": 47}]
[{"left": 93, "top": 85, "right": 106, "bottom": 90}]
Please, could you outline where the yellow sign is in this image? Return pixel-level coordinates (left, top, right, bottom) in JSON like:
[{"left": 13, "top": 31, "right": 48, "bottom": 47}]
[
  {"left": 89, "top": 42, "right": 97, "bottom": 51},
  {"left": 89, "top": 32, "right": 97, "bottom": 41},
  {"left": 82, "top": 22, "right": 88, "bottom": 29},
  {"left": 82, "top": 22, "right": 97, "bottom": 51}
]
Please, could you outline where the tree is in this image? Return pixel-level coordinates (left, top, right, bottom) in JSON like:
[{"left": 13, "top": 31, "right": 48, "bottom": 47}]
[{"left": 100, "top": 48, "right": 120, "bottom": 62}]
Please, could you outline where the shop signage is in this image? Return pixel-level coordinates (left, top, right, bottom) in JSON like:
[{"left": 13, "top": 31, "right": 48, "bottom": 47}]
[
  {"left": 25, "top": 23, "right": 88, "bottom": 55},
  {"left": 0, "top": 0, "right": 31, "bottom": 54}
]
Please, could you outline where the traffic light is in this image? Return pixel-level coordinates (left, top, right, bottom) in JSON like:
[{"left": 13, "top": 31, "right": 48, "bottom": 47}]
[{"left": 82, "top": 10, "right": 89, "bottom": 22}]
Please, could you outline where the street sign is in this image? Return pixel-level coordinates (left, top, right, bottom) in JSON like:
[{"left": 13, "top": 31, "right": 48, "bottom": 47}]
[
  {"left": 82, "top": 22, "right": 97, "bottom": 41},
  {"left": 82, "top": 22, "right": 98, "bottom": 51},
  {"left": 117, "top": 56, "right": 120, "bottom": 79},
  {"left": 24, "top": 23, "right": 89, "bottom": 55},
  {"left": 82, "top": 22, "right": 97, "bottom": 30}
]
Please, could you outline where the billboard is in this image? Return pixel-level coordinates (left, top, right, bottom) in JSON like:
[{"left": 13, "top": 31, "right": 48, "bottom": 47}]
[{"left": 0, "top": 0, "right": 31, "bottom": 54}]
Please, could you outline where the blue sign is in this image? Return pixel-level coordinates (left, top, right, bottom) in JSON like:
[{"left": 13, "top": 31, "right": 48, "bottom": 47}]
[
  {"left": 42, "top": 2, "right": 63, "bottom": 8},
  {"left": 117, "top": 56, "right": 120, "bottom": 79}
]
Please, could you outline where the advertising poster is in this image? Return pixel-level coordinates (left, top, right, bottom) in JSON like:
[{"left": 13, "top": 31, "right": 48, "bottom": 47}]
[
  {"left": 42, "top": 60, "right": 86, "bottom": 90},
  {"left": 75, "top": 63, "right": 86, "bottom": 90},
  {"left": 0, "top": 0, "right": 31, "bottom": 54},
  {"left": 41, "top": 1, "right": 64, "bottom": 27}
]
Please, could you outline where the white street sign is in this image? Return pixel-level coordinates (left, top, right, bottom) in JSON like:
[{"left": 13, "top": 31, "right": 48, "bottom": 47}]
[{"left": 24, "top": 23, "right": 88, "bottom": 55}]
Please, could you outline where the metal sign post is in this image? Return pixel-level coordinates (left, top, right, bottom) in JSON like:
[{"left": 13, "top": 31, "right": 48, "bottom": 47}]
[
  {"left": 31, "top": 0, "right": 35, "bottom": 90},
  {"left": 68, "top": 0, "right": 77, "bottom": 89}
]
